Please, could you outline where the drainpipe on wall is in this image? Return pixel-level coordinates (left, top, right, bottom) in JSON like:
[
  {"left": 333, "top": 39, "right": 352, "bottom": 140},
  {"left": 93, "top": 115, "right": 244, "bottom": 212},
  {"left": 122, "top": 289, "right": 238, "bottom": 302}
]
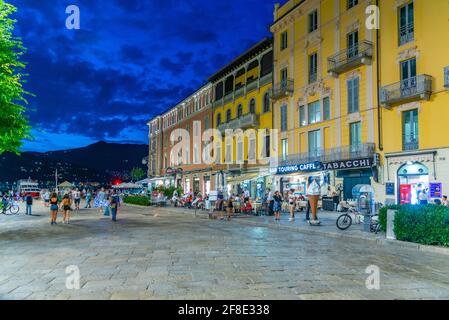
[{"left": 376, "top": 0, "right": 383, "bottom": 152}]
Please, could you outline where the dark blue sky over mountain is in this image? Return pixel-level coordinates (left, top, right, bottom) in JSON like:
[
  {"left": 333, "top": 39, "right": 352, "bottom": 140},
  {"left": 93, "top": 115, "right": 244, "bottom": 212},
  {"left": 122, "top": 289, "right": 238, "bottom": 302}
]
[{"left": 10, "top": 0, "right": 284, "bottom": 152}]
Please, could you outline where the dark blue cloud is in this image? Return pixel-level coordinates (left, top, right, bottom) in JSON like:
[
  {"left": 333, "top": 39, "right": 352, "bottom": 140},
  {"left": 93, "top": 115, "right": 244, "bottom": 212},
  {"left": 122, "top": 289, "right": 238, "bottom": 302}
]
[{"left": 9, "top": 0, "right": 278, "bottom": 152}]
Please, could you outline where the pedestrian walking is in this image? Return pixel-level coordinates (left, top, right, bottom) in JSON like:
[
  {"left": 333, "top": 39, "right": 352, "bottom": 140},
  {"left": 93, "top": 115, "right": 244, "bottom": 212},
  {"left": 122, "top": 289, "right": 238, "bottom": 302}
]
[
  {"left": 273, "top": 191, "right": 282, "bottom": 221},
  {"left": 288, "top": 190, "right": 296, "bottom": 222},
  {"left": 94, "top": 188, "right": 106, "bottom": 213},
  {"left": 49, "top": 192, "right": 59, "bottom": 225},
  {"left": 225, "top": 194, "right": 234, "bottom": 221},
  {"left": 25, "top": 193, "right": 33, "bottom": 216},
  {"left": 84, "top": 190, "right": 92, "bottom": 208},
  {"left": 73, "top": 188, "right": 81, "bottom": 211},
  {"left": 110, "top": 191, "right": 120, "bottom": 222},
  {"left": 104, "top": 194, "right": 111, "bottom": 216},
  {"left": 42, "top": 190, "right": 50, "bottom": 207},
  {"left": 1, "top": 194, "right": 9, "bottom": 214},
  {"left": 61, "top": 194, "right": 72, "bottom": 224}
]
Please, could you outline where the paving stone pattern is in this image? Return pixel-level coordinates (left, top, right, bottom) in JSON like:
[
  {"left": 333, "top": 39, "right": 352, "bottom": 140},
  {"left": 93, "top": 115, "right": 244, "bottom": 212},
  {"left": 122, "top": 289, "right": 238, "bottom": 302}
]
[{"left": 1, "top": 202, "right": 449, "bottom": 300}]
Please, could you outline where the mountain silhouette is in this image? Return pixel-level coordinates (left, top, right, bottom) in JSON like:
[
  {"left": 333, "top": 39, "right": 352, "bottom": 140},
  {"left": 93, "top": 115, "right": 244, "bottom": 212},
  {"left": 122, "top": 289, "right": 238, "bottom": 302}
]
[{"left": 0, "top": 142, "right": 148, "bottom": 186}]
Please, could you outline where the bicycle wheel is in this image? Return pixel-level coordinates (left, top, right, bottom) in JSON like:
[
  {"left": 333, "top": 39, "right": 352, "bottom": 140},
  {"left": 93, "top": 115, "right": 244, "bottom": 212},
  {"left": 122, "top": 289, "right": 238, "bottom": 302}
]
[
  {"left": 336, "top": 214, "right": 352, "bottom": 230},
  {"left": 9, "top": 205, "right": 20, "bottom": 214},
  {"left": 3, "top": 206, "right": 14, "bottom": 215}
]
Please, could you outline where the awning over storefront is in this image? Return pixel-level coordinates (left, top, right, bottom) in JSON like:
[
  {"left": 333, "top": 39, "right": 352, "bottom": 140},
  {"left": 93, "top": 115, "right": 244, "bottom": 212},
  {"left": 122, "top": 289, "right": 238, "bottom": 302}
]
[
  {"left": 226, "top": 172, "right": 260, "bottom": 184},
  {"left": 148, "top": 176, "right": 175, "bottom": 182}
]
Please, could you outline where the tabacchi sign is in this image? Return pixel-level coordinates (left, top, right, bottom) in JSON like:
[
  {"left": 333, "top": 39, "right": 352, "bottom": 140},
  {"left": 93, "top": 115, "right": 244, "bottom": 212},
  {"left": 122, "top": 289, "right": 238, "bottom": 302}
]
[{"left": 321, "top": 158, "right": 373, "bottom": 171}]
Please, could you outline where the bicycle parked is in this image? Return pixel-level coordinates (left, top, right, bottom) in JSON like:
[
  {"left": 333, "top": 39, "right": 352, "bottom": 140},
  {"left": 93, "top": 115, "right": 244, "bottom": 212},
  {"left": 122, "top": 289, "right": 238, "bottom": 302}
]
[
  {"left": 337, "top": 203, "right": 384, "bottom": 233},
  {"left": 336, "top": 206, "right": 364, "bottom": 230},
  {"left": 1, "top": 199, "right": 20, "bottom": 215}
]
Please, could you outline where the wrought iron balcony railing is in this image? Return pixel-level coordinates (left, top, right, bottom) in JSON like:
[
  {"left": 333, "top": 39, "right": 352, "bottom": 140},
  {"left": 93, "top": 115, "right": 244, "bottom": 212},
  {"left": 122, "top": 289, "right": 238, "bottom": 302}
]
[
  {"left": 278, "top": 143, "right": 376, "bottom": 167},
  {"left": 246, "top": 78, "right": 258, "bottom": 93},
  {"left": 216, "top": 113, "right": 260, "bottom": 133},
  {"left": 380, "top": 75, "right": 432, "bottom": 108},
  {"left": 399, "top": 22, "right": 414, "bottom": 46},
  {"left": 328, "top": 41, "right": 373, "bottom": 76},
  {"left": 271, "top": 79, "right": 294, "bottom": 100},
  {"left": 234, "top": 86, "right": 245, "bottom": 99},
  {"left": 403, "top": 135, "right": 419, "bottom": 151},
  {"left": 224, "top": 92, "right": 233, "bottom": 104},
  {"left": 260, "top": 72, "right": 272, "bottom": 86}
]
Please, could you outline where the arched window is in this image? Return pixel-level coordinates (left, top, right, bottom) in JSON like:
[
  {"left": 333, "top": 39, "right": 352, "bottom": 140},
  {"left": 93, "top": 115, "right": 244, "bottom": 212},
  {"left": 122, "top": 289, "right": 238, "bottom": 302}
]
[
  {"left": 263, "top": 92, "right": 270, "bottom": 113},
  {"left": 249, "top": 98, "right": 256, "bottom": 114},
  {"left": 226, "top": 109, "right": 232, "bottom": 123},
  {"left": 216, "top": 113, "right": 221, "bottom": 126},
  {"left": 237, "top": 104, "right": 243, "bottom": 118}
]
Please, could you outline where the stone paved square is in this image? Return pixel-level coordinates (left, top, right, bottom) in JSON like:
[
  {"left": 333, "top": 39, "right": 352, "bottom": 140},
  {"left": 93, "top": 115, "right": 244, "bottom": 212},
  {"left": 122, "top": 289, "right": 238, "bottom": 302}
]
[{"left": 1, "top": 203, "right": 449, "bottom": 300}]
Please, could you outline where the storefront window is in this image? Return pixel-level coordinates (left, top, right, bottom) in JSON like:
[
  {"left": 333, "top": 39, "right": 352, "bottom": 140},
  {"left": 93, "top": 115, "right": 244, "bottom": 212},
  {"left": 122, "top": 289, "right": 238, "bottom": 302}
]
[{"left": 398, "top": 162, "right": 429, "bottom": 205}]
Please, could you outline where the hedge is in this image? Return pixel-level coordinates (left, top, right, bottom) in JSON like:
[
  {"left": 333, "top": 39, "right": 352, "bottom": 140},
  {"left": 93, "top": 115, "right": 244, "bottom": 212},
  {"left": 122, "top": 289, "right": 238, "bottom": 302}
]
[
  {"left": 123, "top": 195, "right": 151, "bottom": 206},
  {"left": 154, "top": 185, "right": 183, "bottom": 198},
  {"left": 379, "top": 204, "right": 401, "bottom": 232},
  {"left": 394, "top": 205, "right": 449, "bottom": 247},
  {"left": 380, "top": 204, "right": 449, "bottom": 247}
]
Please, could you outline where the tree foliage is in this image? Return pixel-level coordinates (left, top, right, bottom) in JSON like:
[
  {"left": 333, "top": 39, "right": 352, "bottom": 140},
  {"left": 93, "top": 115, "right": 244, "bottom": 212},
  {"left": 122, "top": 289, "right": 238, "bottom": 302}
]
[
  {"left": 0, "top": 1, "right": 31, "bottom": 154},
  {"left": 130, "top": 167, "right": 146, "bottom": 182}
]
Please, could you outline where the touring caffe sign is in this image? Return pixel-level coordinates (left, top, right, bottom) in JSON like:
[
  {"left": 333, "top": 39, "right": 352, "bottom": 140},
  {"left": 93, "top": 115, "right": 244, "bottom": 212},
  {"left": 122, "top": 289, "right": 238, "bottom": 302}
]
[
  {"left": 272, "top": 161, "right": 322, "bottom": 175},
  {"left": 272, "top": 158, "right": 373, "bottom": 175}
]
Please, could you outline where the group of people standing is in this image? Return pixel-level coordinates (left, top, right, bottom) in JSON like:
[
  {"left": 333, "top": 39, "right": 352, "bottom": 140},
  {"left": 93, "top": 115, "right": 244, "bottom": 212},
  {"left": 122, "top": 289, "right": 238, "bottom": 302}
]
[
  {"left": 40, "top": 187, "right": 121, "bottom": 226},
  {"left": 266, "top": 188, "right": 313, "bottom": 222}
]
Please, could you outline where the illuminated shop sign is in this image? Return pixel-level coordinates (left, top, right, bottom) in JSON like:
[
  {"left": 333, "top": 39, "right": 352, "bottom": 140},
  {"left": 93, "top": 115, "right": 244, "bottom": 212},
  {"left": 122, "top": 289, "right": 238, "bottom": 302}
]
[
  {"left": 273, "top": 162, "right": 322, "bottom": 175},
  {"left": 321, "top": 158, "right": 372, "bottom": 171}
]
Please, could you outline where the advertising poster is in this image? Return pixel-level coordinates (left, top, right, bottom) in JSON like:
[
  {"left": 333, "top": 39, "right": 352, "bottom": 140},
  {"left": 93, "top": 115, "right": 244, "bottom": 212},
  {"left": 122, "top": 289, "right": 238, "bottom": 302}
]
[
  {"left": 430, "top": 183, "right": 443, "bottom": 198},
  {"left": 400, "top": 184, "right": 411, "bottom": 204}
]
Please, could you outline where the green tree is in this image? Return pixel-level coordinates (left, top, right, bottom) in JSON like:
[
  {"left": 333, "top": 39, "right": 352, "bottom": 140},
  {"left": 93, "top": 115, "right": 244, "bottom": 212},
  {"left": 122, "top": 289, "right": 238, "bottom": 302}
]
[
  {"left": 0, "top": 1, "right": 31, "bottom": 154},
  {"left": 130, "top": 167, "right": 145, "bottom": 182}
]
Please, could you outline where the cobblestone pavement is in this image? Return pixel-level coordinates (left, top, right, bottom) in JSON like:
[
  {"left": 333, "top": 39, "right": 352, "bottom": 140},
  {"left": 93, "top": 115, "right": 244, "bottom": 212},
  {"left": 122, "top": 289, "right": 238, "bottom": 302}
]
[{"left": 1, "top": 202, "right": 449, "bottom": 300}]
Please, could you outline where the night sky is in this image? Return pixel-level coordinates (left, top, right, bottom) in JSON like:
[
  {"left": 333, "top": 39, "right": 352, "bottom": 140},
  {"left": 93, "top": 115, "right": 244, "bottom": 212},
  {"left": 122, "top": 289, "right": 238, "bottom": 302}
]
[{"left": 10, "top": 0, "right": 284, "bottom": 152}]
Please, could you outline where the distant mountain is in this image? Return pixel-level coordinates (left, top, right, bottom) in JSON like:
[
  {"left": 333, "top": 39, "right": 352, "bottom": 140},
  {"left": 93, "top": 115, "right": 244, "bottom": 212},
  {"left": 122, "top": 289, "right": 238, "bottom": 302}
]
[{"left": 0, "top": 141, "right": 148, "bottom": 186}]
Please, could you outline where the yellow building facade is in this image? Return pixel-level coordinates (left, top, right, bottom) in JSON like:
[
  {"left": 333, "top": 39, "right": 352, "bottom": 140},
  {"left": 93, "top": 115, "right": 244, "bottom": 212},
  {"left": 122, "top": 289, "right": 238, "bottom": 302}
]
[
  {"left": 271, "top": 0, "right": 380, "bottom": 200},
  {"left": 378, "top": 0, "right": 449, "bottom": 205},
  {"left": 209, "top": 38, "right": 274, "bottom": 199}
]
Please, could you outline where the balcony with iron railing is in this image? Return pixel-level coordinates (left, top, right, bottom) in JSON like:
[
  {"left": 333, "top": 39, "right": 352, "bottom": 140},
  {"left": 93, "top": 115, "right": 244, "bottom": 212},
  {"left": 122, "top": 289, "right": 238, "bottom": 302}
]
[
  {"left": 272, "top": 79, "right": 294, "bottom": 100},
  {"left": 234, "top": 85, "right": 245, "bottom": 99},
  {"left": 380, "top": 75, "right": 432, "bottom": 108},
  {"left": 224, "top": 92, "right": 233, "bottom": 104},
  {"left": 260, "top": 72, "right": 272, "bottom": 86},
  {"left": 216, "top": 113, "right": 260, "bottom": 133},
  {"left": 328, "top": 41, "right": 373, "bottom": 76},
  {"left": 213, "top": 72, "right": 273, "bottom": 107},
  {"left": 278, "top": 143, "right": 376, "bottom": 167},
  {"left": 403, "top": 135, "right": 419, "bottom": 151},
  {"left": 246, "top": 78, "right": 258, "bottom": 93},
  {"left": 399, "top": 22, "right": 414, "bottom": 46}
]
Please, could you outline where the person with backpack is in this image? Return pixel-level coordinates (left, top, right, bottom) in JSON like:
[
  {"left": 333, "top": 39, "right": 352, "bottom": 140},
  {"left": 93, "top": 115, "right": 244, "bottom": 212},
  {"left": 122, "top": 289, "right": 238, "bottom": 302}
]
[
  {"left": 61, "top": 194, "right": 72, "bottom": 224},
  {"left": 273, "top": 191, "right": 282, "bottom": 221},
  {"left": 49, "top": 192, "right": 59, "bottom": 225},
  {"left": 110, "top": 191, "right": 121, "bottom": 222},
  {"left": 25, "top": 193, "right": 33, "bottom": 216}
]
